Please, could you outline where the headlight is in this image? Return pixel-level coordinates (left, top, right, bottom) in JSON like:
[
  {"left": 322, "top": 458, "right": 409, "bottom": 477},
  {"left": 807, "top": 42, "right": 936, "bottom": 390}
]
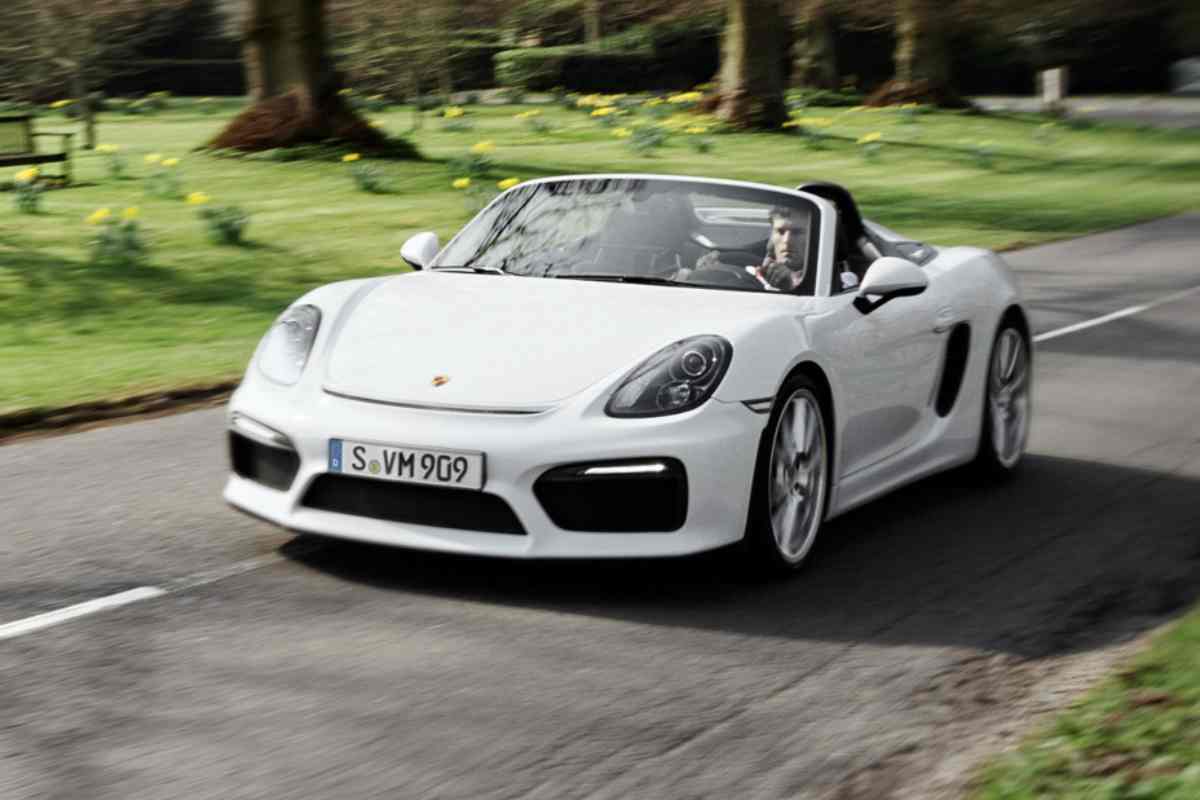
[
  {"left": 606, "top": 335, "right": 732, "bottom": 417},
  {"left": 257, "top": 304, "right": 321, "bottom": 385}
]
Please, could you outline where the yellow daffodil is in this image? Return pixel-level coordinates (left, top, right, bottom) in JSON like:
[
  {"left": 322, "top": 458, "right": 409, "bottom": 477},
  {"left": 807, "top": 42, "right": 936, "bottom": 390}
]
[
  {"left": 144, "top": 153, "right": 162, "bottom": 165},
  {"left": 614, "top": 127, "right": 634, "bottom": 138},
  {"left": 514, "top": 109, "right": 542, "bottom": 120},
  {"left": 86, "top": 208, "right": 112, "bottom": 225},
  {"left": 186, "top": 191, "right": 210, "bottom": 205},
  {"left": 342, "top": 152, "right": 361, "bottom": 162},
  {"left": 443, "top": 106, "right": 465, "bottom": 118},
  {"left": 122, "top": 206, "right": 139, "bottom": 221},
  {"left": 591, "top": 106, "right": 617, "bottom": 117},
  {"left": 161, "top": 157, "right": 180, "bottom": 168},
  {"left": 684, "top": 125, "right": 708, "bottom": 135},
  {"left": 497, "top": 177, "right": 520, "bottom": 190},
  {"left": 49, "top": 99, "right": 74, "bottom": 109},
  {"left": 782, "top": 120, "right": 804, "bottom": 129},
  {"left": 643, "top": 97, "right": 664, "bottom": 107},
  {"left": 667, "top": 91, "right": 703, "bottom": 104},
  {"left": 469, "top": 140, "right": 496, "bottom": 155},
  {"left": 14, "top": 167, "right": 38, "bottom": 183},
  {"left": 452, "top": 177, "right": 471, "bottom": 190},
  {"left": 857, "top": 132, "right": 883, "bottom": 145}
]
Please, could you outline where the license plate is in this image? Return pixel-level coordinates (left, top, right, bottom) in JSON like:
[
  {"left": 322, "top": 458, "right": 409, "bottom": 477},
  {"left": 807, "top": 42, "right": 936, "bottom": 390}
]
[{"left": 329, "top": 439, "right": 485, "bottom": 490}]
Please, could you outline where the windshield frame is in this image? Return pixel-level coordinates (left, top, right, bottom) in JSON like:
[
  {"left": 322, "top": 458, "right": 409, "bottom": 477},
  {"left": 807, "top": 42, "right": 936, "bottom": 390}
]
[{"left": 430, "top": 174, "right": 831, "bottom": 297}]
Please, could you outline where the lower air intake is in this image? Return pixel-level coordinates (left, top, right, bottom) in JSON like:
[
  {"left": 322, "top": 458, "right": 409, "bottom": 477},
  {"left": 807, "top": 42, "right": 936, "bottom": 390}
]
[{"left": 301, "top": 474, "right": 526, "bottom": 535}]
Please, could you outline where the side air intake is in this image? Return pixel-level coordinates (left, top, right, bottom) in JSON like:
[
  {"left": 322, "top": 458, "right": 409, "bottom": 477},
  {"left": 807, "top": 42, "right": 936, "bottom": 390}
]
[{"left": 935, "top": 324, "right": 971, "bottom": 417}]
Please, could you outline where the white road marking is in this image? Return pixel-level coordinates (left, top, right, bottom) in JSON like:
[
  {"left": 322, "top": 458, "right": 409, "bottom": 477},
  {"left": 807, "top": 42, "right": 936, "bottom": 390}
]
[
  {"left": 0, "top": 587, "right": 166, "bottom": 641},
  {"left": 5, "top": 284, "right": 1200, "bottom": 642},
  {"left": 1033, "top": 284, "right": 1200, "bottom": 343},
  {"left": 167, "top": 552, "right": 287, "bottom": 592},
  {"left": 0, "top": 542, "right": 324, "bottom": 642}
]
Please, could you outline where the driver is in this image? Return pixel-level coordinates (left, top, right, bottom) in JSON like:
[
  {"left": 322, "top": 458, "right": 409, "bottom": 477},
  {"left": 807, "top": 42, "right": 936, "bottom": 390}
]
[
  {"left": 687, "top": 205, "right": 812, "bottom": 293},
  {"left": 757, "top": 206, "right": 809, "bottom": 292}
]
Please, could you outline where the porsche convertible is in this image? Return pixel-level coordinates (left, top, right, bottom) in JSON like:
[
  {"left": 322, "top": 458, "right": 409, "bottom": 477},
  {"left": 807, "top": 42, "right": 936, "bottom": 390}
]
[{"left": 224, "top": 174, "right": 1031, "bottom": 572}]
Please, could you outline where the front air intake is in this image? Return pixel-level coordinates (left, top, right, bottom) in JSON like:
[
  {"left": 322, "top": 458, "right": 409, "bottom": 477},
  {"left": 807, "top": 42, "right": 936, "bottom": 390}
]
[
  {"left": 301, "top": 475, "right": 526, "bottom": 535},
  {"left": 229, "top": 432, "right": 300, "bottom": 491},
  {"left": 534, "top": 459, "right": 688, "bottom": 532}
]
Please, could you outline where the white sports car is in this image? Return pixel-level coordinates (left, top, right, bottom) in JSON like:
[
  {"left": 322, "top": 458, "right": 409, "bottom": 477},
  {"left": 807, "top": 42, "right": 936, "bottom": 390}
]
[{"left": 224, "top": 174, "right": 1031, "bottom": 572}]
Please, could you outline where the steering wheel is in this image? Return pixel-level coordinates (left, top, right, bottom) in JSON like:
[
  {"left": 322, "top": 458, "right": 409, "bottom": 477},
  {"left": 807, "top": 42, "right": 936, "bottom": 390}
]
[
  {"left": 679, "top": 265, "right": 764, "bottom": 289},
  {"left": 688, "top": 231, "right": 764, "bottom": 268}
]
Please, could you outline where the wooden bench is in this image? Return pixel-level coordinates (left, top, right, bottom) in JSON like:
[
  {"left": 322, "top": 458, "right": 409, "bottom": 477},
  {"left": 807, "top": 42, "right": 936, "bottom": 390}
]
[{"left": 0, "top": 115, "right": 73, "bottom": 184}]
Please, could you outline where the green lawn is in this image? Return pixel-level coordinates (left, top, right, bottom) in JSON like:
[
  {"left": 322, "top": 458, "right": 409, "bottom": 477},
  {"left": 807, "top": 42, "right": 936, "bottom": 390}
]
[
  {"left": 972, "top": 608, "right": 1200, "bottom": 799},
  {"left": 1, "top": 99, "right": 1198, "bottom": 414}
]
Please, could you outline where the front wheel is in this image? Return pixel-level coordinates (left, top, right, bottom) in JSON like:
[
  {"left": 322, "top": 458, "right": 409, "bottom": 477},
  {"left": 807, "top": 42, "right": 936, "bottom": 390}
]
[
  {"left": 973, "top": 323, "right": 1032, "bottom": 477},
  {"left": 743, "top": 375, "right": 831, "bottom": 574}
]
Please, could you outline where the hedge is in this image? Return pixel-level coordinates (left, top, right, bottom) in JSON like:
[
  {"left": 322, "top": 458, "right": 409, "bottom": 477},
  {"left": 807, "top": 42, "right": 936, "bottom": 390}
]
[
  {"left": 494, "top": 17, "right": 722, "bottom": 92},
  {"left": 495, "top": 41, "right": 719, "bottom": 93}
]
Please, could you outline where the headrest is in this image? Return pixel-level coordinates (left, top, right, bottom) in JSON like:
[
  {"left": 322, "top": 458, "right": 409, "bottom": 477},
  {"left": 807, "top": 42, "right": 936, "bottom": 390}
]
[{"left": 795, "top": 181, "right": 864, "bottom": 241}]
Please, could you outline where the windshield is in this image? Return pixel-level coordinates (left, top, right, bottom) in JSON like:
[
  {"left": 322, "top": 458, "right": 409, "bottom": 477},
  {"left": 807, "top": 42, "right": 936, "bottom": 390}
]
[{"left": 432, "top": 177, "right": 820, "bottom": 294}]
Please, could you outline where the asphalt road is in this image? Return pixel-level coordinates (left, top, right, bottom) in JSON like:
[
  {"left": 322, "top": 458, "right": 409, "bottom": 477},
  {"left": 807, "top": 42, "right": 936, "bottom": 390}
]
[{"left": 3, "top": 215, "right": 1199, "bottom": 799}]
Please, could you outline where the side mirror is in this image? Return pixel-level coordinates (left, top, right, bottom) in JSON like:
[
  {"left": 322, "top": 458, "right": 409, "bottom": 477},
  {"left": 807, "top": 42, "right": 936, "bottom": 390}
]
[
  {"left": 400, "top": 231, "right": 439, "bottom": 270},
  {"left": 854, "top": 256, "right": 928, "bottom": 313}
]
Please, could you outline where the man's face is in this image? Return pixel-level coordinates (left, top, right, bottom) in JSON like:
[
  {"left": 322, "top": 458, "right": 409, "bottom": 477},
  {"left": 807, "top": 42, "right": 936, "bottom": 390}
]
[{"left": 770, "top": 215, "right": 803, "bottom": 267}]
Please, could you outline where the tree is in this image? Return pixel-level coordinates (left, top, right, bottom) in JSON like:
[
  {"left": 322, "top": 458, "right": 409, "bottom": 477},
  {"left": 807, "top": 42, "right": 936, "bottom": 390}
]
[
  {"left": 209, "top": 0, "right": 400, "bottom": 153},
  {"left": 328, "top": 0, "right": 460, "bottom": 107},
  {"left": 837, "top": 0, "right": 968, "bottom": 106},
  {"left": 717, "top": 0, "right": 788, "bottom": 128},
  {"left": 0, "top": 0, "right": 186, "bottom": 148},
  {"left": 583, "top": 0, "right": 603, "bottom": 44},
  {"left": 790, "top": 0, "right": 839, "bottom": 89}
]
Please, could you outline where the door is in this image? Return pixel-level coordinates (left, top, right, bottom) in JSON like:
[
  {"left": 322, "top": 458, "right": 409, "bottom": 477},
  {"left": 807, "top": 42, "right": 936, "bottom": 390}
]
[{"left": 809, "top": 286, "right": 945, "bottom": 477}]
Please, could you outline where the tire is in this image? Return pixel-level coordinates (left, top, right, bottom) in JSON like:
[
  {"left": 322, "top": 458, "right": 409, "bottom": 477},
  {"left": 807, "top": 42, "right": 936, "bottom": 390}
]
[
  {"left": 972, "top": 321, "right": 1032, "bottom": 478},
  {"left": 743, "top": 374, "right": 832, "bottom": 575}
]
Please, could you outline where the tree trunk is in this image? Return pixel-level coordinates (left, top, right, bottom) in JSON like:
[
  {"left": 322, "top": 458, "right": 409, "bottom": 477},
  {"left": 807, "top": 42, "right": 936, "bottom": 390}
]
[
  {"left": 70, "top": 72, "right": 96, "bottom": 150},
  {"left": 717, "top": 0, "right": 788, "bottom": 129},
  {"left": 210, "top": 0, "right": 407, "bottom": 153},
  {"left": 893, "top": 0, "right": 948, "bottom": 89},
  {"left": 583, "top": 0, "right": 602, "bottom": 45},
  {"left": 790, "top": 0, "right": 837, "bottom": 89},
  {"left": 864, "top": 0, "right": 970, "bottom": 108}
]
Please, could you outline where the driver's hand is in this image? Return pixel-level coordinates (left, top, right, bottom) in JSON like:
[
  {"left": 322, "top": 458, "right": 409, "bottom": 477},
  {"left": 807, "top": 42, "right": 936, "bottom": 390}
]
[
  {"left": 762, "top": 260, "right": 797, "bottom": 290},
  {"left": 694, "top": 251, "right": 722, "bottom": 271}
]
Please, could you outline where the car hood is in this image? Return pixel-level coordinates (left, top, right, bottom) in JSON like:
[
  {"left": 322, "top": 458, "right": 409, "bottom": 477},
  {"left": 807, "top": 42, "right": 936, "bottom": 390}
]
[{"left": 322, "top": 271, "right": 806, "bottom": 411}]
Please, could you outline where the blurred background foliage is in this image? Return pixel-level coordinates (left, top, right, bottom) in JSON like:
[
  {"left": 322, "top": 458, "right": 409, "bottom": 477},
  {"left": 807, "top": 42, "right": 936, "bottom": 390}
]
[{"left": 0, "top": 0, "right": 1195, "bottom": 107}]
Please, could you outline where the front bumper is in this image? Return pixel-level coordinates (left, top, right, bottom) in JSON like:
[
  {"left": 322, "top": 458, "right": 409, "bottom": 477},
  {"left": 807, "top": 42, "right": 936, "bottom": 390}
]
[{"left": 223, "top": 379, "right": 764, "bottom": 558}]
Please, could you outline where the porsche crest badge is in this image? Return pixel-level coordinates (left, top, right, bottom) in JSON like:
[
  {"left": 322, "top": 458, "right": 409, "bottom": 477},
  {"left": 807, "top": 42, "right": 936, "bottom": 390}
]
[{"left": 432, "top": 375, "right": 450, "bottom": 387}]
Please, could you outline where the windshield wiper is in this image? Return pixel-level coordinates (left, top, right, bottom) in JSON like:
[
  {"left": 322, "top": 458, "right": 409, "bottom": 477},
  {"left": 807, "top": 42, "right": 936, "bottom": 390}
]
[
  {"left": 554, "top": 273, "right": 677, "bottom": 286},
  {"left": 431, "top": 265, "right": 506, "bottom": 275}
]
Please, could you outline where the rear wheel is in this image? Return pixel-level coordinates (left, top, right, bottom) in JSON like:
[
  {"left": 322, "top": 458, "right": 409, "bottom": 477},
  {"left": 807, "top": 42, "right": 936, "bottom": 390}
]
[
  {"left": 973, "top": 323, "right": 1031, "bottom": 477},
  {"left": 744, "top": 375, "right": 830, "bottom": 574}
]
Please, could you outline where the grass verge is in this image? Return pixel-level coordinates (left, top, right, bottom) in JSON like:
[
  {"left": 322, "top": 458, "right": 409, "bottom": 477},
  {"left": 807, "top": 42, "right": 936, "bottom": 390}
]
[
  {"left": 1, "top": 99, "right": 1199, "bottom": 415},
  {"left": 971, "top": 607, "right": 1200, "bottom": 799}
]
